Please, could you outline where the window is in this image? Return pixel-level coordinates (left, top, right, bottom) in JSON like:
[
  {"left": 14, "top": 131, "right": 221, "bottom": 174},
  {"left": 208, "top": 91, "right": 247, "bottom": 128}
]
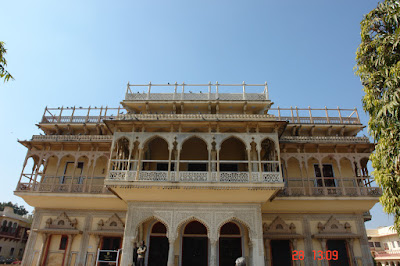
[
  {"left": 314, "top": 164, "right": 336, "bottom": 187},
  {"left": 11, "top": 223, "right": 17, "bottom": 233},
  {"left": 1, "top": 220, "right": 7, "bottom": 232},
  {"left": 188, "top": 163, "right": 207, "bottom": 171},
  {"left": 156, "top": 163, "right": 174, "bottom": 171},
  {"left": 220, "top": 164, "right": 238, "bottom": 172},
  {"left": 10, "top": 248, "right": 14, "bottom": 256},
  {"left": 375, "top": 242, "right": 381, "bottom": 248},
  {"left": 368, "top": 242, "right": 374, "bottom": 247},
  {"left": 59, "top": 235, "right": 68, "bottom": 250},
  {"left": 18, "top": 248, "right": 22, "bottom": 257},
  {"left": 384, "top": 243, "right": 389, "bottom": 250}
]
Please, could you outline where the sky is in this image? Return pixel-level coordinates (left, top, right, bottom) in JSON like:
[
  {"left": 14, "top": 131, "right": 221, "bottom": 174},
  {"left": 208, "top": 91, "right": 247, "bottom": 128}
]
[{"left": 0, "top": 0, "right": 394, "bottom": 229}]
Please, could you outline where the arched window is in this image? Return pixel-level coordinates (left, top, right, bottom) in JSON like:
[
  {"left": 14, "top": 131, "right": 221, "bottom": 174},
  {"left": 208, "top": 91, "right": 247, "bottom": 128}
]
[
  {"left": 1, "top": 220, "right": 7, "bottom": 232},
  {"left": 11, "top": 223, "right": 17, "bottom": 233},
  {"left": 151, "top": 222, "right": 167, "bottom": 234},
  {"left": 184, "top": 221, "right": 207, "bottom": 235}
]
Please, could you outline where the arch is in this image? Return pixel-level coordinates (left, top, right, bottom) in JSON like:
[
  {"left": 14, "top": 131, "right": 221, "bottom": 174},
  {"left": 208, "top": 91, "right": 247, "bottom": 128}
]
[
  {"left": 1, "top": 220, "right": 7, "bottom": 232},
  {"left": 151, "top": 221, "right": 167, "bottom": 234},
  {"left": 220, "top": 222, "right": 241, "bottom": 236},
  {"left": 93, "top": 155, "right": 109, "bottom": 177},
  {"left": 141, "top": 135, "right": 170, "bottom": 150},
  {"left": 176, "top": 216, "right": 210, "bottom": 238},
  {"left": 142, "top": 137, "right": 169, "bottom": 171},
  {"left": 286, "top": 157, "right": 301, "bottom": 179},
  {"left": 219, "top": 137, "right": 247, "bottom": 172},
  {"left": 259, "top": 136, "right": 278, "bottom": 150},
  {"left": 114, "top": 137, "right": 130, "bottom": 160},
  {"left": 216, "top": 217, "right": 253, "bottom": 239},
  {"left": 11, "top": 222, "right": 17, "bottom": 233},
  {"left": 180, "top": 135, "right": 209, "bottom": 149},
  {"left": 183, "top": 221, "right": 207, "bottom": 235},
  {"left": 135, "top": 215, "right": 170, "bottom": 239},
  {"left": 218, "top": 135, "right": 246, "bottom": 150}
]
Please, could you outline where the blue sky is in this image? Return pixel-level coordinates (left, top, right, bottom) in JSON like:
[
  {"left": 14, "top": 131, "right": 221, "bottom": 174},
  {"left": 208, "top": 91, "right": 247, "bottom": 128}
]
[{"left": 0, "top": 0, "right": 393, "bottom": 228}]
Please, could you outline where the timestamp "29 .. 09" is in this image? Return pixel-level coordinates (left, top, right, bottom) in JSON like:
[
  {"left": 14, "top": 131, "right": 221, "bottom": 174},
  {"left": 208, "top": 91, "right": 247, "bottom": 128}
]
[{"left": 292, "top": 250, "right": 339, "bottom": 261}]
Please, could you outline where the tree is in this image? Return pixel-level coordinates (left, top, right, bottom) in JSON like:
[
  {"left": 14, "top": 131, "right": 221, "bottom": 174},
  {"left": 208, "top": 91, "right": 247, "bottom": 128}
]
[
  {"left": 355, "top": 0, "right": 400, "bottom": 233},
  {"left": 0, "top": 41, "right": 14, "bottom": 82},
  {"left": 0, "top": 202, "right": 28, "bottom": 216}
]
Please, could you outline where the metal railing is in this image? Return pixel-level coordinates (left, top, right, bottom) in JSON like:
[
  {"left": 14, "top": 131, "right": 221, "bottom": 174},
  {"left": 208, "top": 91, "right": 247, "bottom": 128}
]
[
  {"left": 125, "top": 82, "right": 269, "bottom": 101},
  {"left": 268, "top": 107, "right": 361, "bottom": 124},
  {"left": 278, "top": 177, "right": 381, "bottom": 197}
]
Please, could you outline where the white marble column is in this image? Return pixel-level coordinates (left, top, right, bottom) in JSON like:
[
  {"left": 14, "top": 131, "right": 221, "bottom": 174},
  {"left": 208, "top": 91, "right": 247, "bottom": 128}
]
[
  {"left": 167, "top": 237, "right": 175, "bottom": 266},
  {"left": 120, "top": 206, "right": 136, "bottom": 266},
  {"left": 209, "top": 238, "right": 218, "bottom": 266}
]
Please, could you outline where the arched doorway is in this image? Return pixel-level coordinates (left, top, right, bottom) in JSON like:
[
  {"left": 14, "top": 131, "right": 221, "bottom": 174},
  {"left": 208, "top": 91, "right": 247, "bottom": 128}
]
[
  {"left": 182, "top": 221, "right": 208, "bottom": 266},
  {"left": 219, "top": 222, "right": 242, "bottom": 266},
  {"left": 148, "top": 222, "right": 169, "bottom": 266}
]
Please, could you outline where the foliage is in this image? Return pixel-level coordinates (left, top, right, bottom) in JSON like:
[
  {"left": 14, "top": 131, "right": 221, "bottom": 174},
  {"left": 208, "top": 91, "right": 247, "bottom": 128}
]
[
  {"left": 355, "top": 0, "right": 400, "bottom": 232},
  {"left": 0, "top": 41, "right": 14, "bottom": 82},
  {"left": 0, "top": 202, "right": 28, "bottom": 216}
]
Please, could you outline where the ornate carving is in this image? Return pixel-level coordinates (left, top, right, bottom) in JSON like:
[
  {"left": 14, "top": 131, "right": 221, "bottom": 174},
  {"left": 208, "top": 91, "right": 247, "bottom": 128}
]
[
  {"left": 46, "top": 212, "right": 77, "bottom": 229},
  {"left": 98, "top": 213, "right": 125, "bottom": 231},
  {"left": 263, "top": 216, "right": 296, "bottom": 234},
  {"left": 317, "top": 216, "right": 351, "bottom": 234}
]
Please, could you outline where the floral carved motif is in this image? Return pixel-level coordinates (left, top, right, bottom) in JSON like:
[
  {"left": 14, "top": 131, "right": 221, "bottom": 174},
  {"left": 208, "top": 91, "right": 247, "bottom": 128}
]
[{"left": 45, "top": 212, "right": 77, "bottom": 229}]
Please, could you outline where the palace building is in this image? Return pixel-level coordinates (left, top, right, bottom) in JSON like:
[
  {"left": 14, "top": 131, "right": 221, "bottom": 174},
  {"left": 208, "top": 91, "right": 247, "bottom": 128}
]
[{"left": 15, "top": 82, "right": 380, "bottom": 266}]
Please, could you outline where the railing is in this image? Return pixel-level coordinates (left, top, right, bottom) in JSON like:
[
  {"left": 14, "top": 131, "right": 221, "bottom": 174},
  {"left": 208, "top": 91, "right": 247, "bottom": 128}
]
[
  {"left": 125, "top": 82, "right": 269, "bottom": 101},
  {"left": 16, "top": 178, "right": 110, "bottom": 194},
  {"left": 40, "top": 107, "right": 121, "bottom": 124},
  {"left": 280, "top": 136, "right": 370, "bottom": 143},
  {"left": 117, "top": 113, "right": 275, "bottom": 121},
  {"left": 31, "top": 135, "right": 112, "bottom": 142},
  {"left": 107, "top": 170, "right": 282, "bottom": 184},
  {"left": 39, "top": 106, "right": 361, "bottom": 125},
  {"left": 268, "top": 107, "right": 361, "bottom": 124},
  {"left": 279, "top": 177, "right": 381, "bottom": 197}
]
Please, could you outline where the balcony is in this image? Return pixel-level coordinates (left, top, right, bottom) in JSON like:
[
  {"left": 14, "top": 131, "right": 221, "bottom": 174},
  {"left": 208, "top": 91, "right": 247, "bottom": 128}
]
[
  {"left": 278, "top": 177, "right": 381, "bottom": 197},
  {"left": 16, "top": 178, "right": 110, "bottom": 194}
]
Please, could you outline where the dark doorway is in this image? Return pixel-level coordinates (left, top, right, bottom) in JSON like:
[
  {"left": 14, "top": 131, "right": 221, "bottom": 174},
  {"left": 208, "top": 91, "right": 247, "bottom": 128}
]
[
  {"left": 219, "top": 222, "right": 242, "bottom": 266},
  {"left": 270, "top": 240, "right": 292, "bottom": 266},
  {"left": 148, "top": 222, "right": 169, "bottom": 266},
  {"left": 219, "top": 238, "right": 242, "bottom": 266},
  {"left": 182, "top": 221, "right": 208, "bottom": 266},
  {"left": 182, "top": 237, "right": 208, "bottom": 266},
  {"left": 148, "top": 236, "right": 169, "bottom": 266},
  {"left": 327, "top": 240, "right": 350, "bottom": 266},
  {"left": 101, "top": 237, "right": 121, "bottom": 250}
]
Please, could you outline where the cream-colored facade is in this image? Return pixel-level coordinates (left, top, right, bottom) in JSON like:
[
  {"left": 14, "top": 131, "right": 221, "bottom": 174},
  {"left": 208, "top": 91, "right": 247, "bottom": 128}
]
[
  {"left": 15, "top": 83, "right": 380, "bottom": 266},
  {"left": 0, "top": 206, "right": 30, "bottom": 260},
  {"left": 367, "top": 226, "right": 400, "bottom": 266}
]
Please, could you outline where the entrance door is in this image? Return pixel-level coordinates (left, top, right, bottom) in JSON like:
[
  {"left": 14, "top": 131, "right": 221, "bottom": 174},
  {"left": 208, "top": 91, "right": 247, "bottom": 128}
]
[
  {"left": 270, "top": 240, "right": 292, "bottom": 266},
  {"left": 182, "top": 237, "right": 208, "bottom": 266},
  {"left": 219, "top": 238, "right": 242, "bottom": 266},
  {"left": 182, "top": 221, "right": 208, "bottom": 266},
  {"left": 101, "top": 237, "right": 121, "bottom": 250},
  {"left": 148, "top": 236, "right": 168, "bottom": 266},
  {"left": 327, "top": 240, "right": 350, "bottom": 266}
]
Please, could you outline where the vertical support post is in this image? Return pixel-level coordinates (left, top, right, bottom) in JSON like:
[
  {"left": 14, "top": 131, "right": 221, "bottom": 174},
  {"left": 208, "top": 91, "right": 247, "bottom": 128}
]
[
  {"left": 98, "top": 106, "right": 103, "bottom": 123},
  {"left": 147, "top": 82, "right": 151, "bottom": 100},
  {"left": 174, "top": 82, "right": 178, "bottom": 101},
  {"left": 168, "top": 148, "right": 172, "bottom": 181},
  {"left": 248, "top": 148, "right": 252, "bottom": 182},
  {"left": 85, "top": 106, "right": 90, "bottom": 123},
  {"left": 42, "top": 106, "right": 48, "bottom": 123},
  {"left": 355, "top": 107, "right": 360, "bottom": 123},
  {"left": 181, "top": 82, "right": 185, "bottom": 100},
  {"left": 175, "top": 148, "right": 181, "bottom": 182},
  {"left": 242, "top": 81, "right": 246, "bottom": 100},
  {"left": 167, "top": 237, "right": 176, "bottom": 266},
  {"left": 338, "top": 106, "right": 343, "bottom": 123},
  {"left": 318, "top": 160, "right": 327, "bottom": 196},
  {"left": 290, "top": 106, "right": 295, "bottom": 123},
  {"left": 295, "top": 106, "right": 300, "bottom": 123},
  {"left": 36, "top": 233, "right": 49, "bottom": 266},
  {"left": 264, "top": 81, "right": 269, "bottom": 100},
  {"left": 216, "top": 147, "right": 220, "bottom": 182},
  {"left": 136, "top": 148, "right": 143, "bottom": 181},
  {"left": 208, "top": 81, "right": 211, "bottom": 100},
  {"left": 209, "top": 239, "right": 218, "bottom": 266},
  {"left": 58, "top": 106, "right": 64, "bottom": 123},
  {"left": 277, "top": 106, "right": 281, "bottom": 120},
  {"left": 308, "top": 106, "right": 313, "bottom": 123},
  {"left": 216, "top": 81, "right": 219, "bottom": 99},
  {"left": 325, "top": 106, "right": 330, "bottom": 123},
  {"left": 70, "top": 106, "right": 76, "bottom": 122}
]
